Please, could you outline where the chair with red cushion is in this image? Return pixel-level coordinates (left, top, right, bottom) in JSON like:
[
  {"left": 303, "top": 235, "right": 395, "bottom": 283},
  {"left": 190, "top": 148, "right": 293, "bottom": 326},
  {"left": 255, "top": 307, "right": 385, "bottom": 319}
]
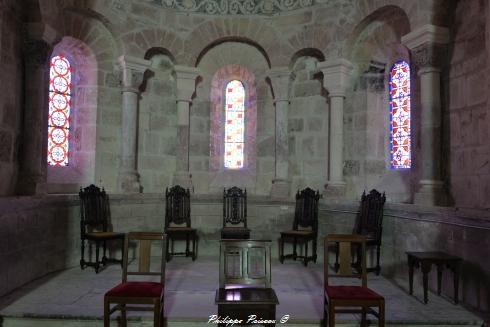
[
  {"left": 104, "top": 232, "right": 167, "bottom": 327},
  {"left": 324, "top": 234, "right": 385, "bottom": 327}
]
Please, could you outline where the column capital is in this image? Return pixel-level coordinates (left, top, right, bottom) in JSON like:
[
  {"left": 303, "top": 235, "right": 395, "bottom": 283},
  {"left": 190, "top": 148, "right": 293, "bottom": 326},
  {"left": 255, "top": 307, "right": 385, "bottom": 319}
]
[
  {"left": 175, "top": 65, "right": 200, "bottom": 102},
  {"left": 267, "top": 67, "right": 292, "bottom": 102},
  {"left": 117, "top": 55, "right": 151, "bottom": 90},
  {"left": 317, "top": 58, "right": 353, "bottom": 97},
  {"left": 402, "top": 25, "right": 449, "bottom": 69}
]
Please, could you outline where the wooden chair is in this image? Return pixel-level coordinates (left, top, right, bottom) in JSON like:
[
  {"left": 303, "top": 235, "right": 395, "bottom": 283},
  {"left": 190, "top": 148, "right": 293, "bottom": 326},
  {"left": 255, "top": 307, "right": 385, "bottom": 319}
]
[
  {"left": 215, "top": 239, "right": 279, "bottom": 326},
  {"left": 79, "top": 184, "right": 125, "bottom": 273},
  {"left": 335, "top": 190, "right": 386, "bottom": 275},
  {"left": 324, "top": 234, "right": 385, "bottom": 327},
  {"left": 165, "top": 185, "right": 198, "bottom": 261},
  {"left": 279, "top": 187, "right": 320, "bottom": 266},
  {"left": 104, "top": 232, "right": 167, "bottom": 327},
  {"left": 221, "top": 187, "right": 250, "bottom": 239}
]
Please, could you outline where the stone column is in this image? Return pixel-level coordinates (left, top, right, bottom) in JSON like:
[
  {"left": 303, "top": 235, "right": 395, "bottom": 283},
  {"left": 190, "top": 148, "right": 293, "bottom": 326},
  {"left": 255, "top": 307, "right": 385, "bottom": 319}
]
[
  {"left": 317, "top": 59, "right": 353, "bottom": 198},
  {"left": 173, "top": 65, "right": 200, "bottom": 188},
  {"left": 268, "top": 67, "right": 292, "bottom": 199},
  {"left": 117, "top": 55, "right": 151, "bottom": 193},
  {"left": 402, "top": 25, "right": 449, "bottom": 206},
  {"left": 17, "top": 39, "right": 52, "bottom": 195}
]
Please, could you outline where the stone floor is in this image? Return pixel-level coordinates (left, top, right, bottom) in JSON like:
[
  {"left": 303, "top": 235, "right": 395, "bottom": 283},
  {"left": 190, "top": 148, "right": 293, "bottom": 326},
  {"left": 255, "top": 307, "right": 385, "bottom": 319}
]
[{"left": 0, "top": 257, "right": 485, "bottom": 326}]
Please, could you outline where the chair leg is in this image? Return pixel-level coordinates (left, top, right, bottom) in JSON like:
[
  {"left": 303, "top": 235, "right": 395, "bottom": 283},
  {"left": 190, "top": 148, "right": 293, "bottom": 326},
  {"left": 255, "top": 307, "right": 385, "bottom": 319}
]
[
  {"left": 304, "top": 241, "right": 309, "bottom": 266},
  {"left": 323, "top": 297, "right": 328, "bottom": 327},
  {"left": 361, "top": 307, "right": 367, "bottom": 327},
  {"left": 80, "top": 239, "right": 86, "bottom": 269},
  {"left": 334, "top": 242, "right": 339, "bottom": 272},
  {"left": 185, "top": 233, "right": 190, "bottom": 257},
  {"left": 154, "top": 300, "right": 161, "bottom": 327},
  {"left": 120, "top": 238, "right": 125, "bottom": 267},
  {"left": 166, "top": 235, "right": 171, "bottom": 262},
  {"left": 293, "top": 237, "right": 297, "bottom": 260},
  {"left": 313, "top": 238, "right": 317, "bottom": 263},
  {"left": 379, "top": 300, "right": 385, "bottom": 327},
  {"left": 328, "top": 303, "right": 335, "bottom": 327},
  {"left": 103, "top": 298, "right": 110, "bottom": 327},
  {"left": 102, "top": 240, "right": 107, "bottom": 265},
  {"left": 95, "top": 241, "right": 100, "bottom": 273},
  {"left": 192, "top": 234, "right": 197, "bottom": 261},
  {"left": 376, "top": 244, "right": 381, "bottom": 275},
  {"left": 121, "top": 304, "right": 127, "bottom": 327}
]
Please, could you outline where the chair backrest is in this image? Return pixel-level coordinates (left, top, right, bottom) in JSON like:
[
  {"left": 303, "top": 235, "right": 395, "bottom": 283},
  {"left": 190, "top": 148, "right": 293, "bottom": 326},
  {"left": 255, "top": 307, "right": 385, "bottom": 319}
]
[
  {"left": 165, "top": 185, "right": 191, "bottom": 228},
  {"left": 324, "top": 234, "right": 367, "bottom": 287},
  {"left": 123, "top": 232, "right": 167, "bottom": 285},
  {"left": 293, "top": 187, "right": 321, "bottom": 233},
  {"left": 79, "top": 184, "right": 110, "bottom": 233},
  {"left": 354, "top": 189, "right": 386, "bottom": 242},
  {"left": 219, "top": 239, "right": 271, "bottom": 288},
  {"left": 223, "top": 187, "right": 247, "bottom": 228}
]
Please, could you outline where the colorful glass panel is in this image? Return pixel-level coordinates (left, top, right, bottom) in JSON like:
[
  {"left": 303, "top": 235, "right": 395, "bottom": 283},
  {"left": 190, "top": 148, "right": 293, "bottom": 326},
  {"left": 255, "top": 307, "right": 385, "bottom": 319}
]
[
  {"left": 224, "top": 80, "right": 245, "bottom": 169},
  {"left": 48, "top": 55, "right": 71, "bottom": 166},
  {"left": 389, "top": 61, "right": 411, "bottom": 169}
]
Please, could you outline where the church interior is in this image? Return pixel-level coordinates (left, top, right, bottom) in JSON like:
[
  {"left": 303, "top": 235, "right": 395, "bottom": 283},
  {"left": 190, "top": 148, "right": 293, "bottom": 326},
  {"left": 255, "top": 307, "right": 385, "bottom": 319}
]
[{"left": 0, "top": 0, "right": 489, "bottom": 326}]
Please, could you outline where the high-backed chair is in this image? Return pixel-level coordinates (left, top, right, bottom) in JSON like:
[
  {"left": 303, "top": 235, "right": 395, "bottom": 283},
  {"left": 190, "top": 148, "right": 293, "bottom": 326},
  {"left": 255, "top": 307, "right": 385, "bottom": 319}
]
[
  {"left": 104, "top": 232, "right": 167, "bottom": 327},
  {"left": 215, "top": 239, "right": 279, "bottom": 326},
  {"left": 165, "top": 185, "right": 197, "bottom": 261},
  {"left": 79, "top": 184, "right": 125, "bottom": 273},
  {"left": 221, "top": 187, "right": 250, "bottom": 239},
  {"left": 335, "top": 189, "right": 386, "bottom": 275},
  {"left": 279, "top": 187, "right": 320, "bottom": 266},
  {"left": 324, "top": 234, "right": 385, "bottom": 327}
]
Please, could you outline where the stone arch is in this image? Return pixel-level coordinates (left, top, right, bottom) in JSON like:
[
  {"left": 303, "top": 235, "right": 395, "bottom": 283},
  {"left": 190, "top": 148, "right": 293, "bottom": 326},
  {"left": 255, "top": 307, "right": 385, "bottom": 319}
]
[
  {"left": 47, "top": 36, "right": 98, "bottom": 187},
  {"left": 184, "top": 18, "right": 282, "bottom": 66},
  {"left": 344, "top": 5, "right": 411, "bottom": 64},
  {"left": 285, "top": 26, "right": 330, "bottom": 63},
  {"left": 117, "top": 28, "right": 184, "bottom": 63}
]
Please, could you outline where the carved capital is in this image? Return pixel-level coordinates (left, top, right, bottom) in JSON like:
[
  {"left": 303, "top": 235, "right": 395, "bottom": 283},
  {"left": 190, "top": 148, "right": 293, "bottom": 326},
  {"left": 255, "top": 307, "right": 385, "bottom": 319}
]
[
  {"left": 174, "top": 65, "right": 200, "bottom": 102},
  {"left": 267, "top": 67, "right": 292, "bottom": 102},
  {"left": 117, "top": 55, "right": 151, "bottom": 90},
  {"left": 317, "top": 58, "right": 353, "bottom": 97},
  {"left": 24, "top": 40, "right": 52, "bottom": 66},
  {"left": 410, "top": 43, "right": 447, "bottom": 69}
]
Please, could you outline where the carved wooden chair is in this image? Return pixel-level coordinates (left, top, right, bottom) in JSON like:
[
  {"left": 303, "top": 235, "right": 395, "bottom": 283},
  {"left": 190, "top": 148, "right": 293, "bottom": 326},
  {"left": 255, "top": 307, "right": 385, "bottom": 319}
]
[
  {"left": 279, "top": 187, "right": 321, "bottom": 266},
  {"left": 104, "top": 232, "right": 167, "bottom": 327},
  {"left": 335, "top": 189, "right": 386, "bottom": 275},
  {"left": 165, "top": 185, "right": 197, "bottom": 261},
  {"left": 215, "top": 239, "right": 279, "bottom": 326},
  {"left": 324, "top": 234, "right": 385, "bottom": 327},
  {"left": 79, "top": 184, "right": 125, "bottom": 273},
  {"left": 221, "top": 187, "right": 250, "bottom": 239}
]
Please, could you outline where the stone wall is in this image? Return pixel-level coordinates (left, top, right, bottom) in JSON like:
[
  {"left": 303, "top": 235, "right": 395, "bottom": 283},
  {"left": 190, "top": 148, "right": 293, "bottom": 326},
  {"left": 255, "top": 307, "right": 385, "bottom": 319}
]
[
  {"left": 446, "top": 0, "right": 490, "bottom": 209},
  {"left": 0, "top": 1, "right": 23, "bottom": 195}
]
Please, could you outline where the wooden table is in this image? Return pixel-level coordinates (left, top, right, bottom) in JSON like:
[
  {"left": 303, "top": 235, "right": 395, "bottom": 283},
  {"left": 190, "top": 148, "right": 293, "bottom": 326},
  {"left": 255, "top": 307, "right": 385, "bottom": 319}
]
[
  {"left": 215, "top": 287, "right": 279, "bottom": 326},
  {"left": 406, "top": 251, "right": 462, "bottom": 304}
]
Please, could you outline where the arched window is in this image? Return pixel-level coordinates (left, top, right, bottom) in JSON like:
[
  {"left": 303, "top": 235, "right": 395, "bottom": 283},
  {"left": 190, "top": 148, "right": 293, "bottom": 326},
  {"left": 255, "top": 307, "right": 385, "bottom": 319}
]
[
  {"left": 389, "top": 60, "right": 411, "bottom": 169},
  {"left": 48, "top": 54, "right": 72, "bottom": 166},
  {"left": 224, "top": 80, "right": 245, "bottom": 169}
]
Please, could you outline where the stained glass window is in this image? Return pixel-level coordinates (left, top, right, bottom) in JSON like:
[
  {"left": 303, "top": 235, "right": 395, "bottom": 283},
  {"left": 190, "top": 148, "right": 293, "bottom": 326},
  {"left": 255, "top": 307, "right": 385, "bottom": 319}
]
[
  {"left": 389, "top": 61, "right": 411, "bottom": 169},
  {"left": 48, "top": 55, "right": 72, "bottom": 166},
  {"left": 224, "top": 80, "right": 245, "bottom": 169}
]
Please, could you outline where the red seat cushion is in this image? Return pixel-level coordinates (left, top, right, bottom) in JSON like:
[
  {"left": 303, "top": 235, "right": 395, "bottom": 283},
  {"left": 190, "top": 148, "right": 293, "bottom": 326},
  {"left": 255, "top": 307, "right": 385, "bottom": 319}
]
[
  {"left": 326, "top": 286, "right": 383, "bottom": 300},
  {"left": 106, "top": 282, "right": 163, "bottom": 298}
]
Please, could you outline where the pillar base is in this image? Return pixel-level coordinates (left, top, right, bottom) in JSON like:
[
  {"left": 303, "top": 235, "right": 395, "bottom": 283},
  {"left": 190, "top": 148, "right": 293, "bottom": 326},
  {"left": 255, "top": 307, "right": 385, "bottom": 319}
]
[
  {"left": 271, "top": 179, "right": 290, "bottom": 200},
  {"left": 323, "top": 181, "right": 346, "bottom": 199},
  {"left": 118, "top": 171, "right": 142, "bottom": 193},
  {"left": 173, "top": 171, "right": 193, "bottom": 189},
  {"left": 413, "top": 180, "right": 447, "bottom": 206}
]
